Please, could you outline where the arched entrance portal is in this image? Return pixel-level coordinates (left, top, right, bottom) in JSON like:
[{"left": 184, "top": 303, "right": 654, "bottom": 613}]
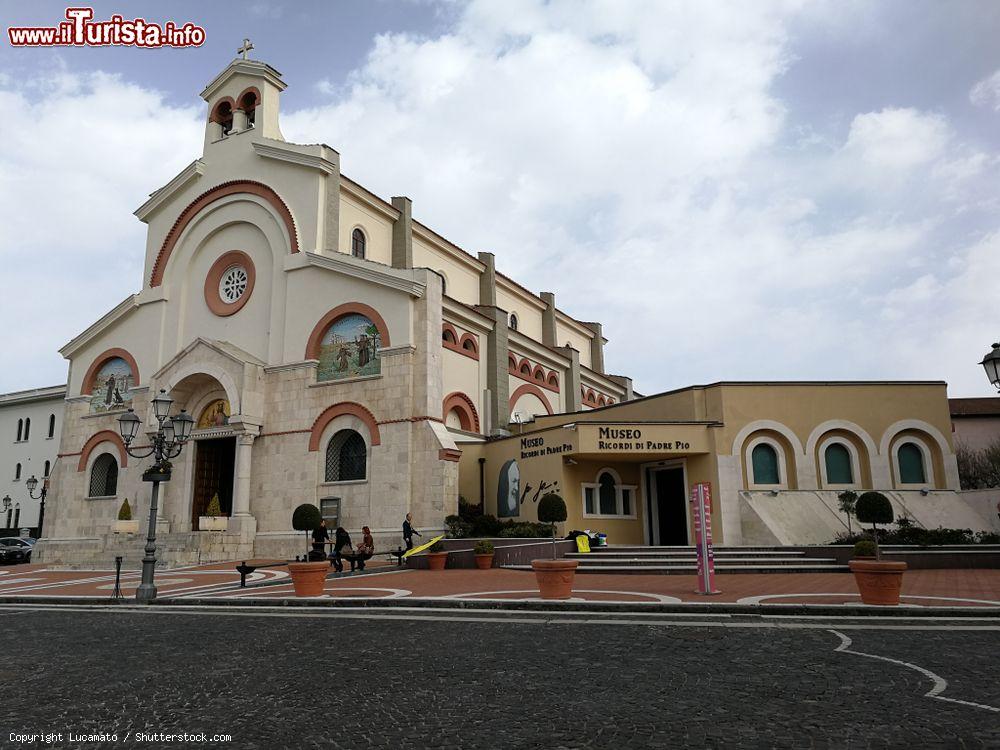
[{"left": 168, "top": 373, "right": 239, "bottom": 531}]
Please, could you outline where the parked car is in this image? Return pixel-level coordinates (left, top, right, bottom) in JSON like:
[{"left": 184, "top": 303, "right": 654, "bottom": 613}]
[{"left": 0, "top": 537, "right": 34, "bottom": 564}]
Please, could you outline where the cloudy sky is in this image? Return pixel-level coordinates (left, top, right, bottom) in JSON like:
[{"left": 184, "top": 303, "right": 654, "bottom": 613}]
[{"left": 1, "top": 0, "right": 999, "bottom": 397}]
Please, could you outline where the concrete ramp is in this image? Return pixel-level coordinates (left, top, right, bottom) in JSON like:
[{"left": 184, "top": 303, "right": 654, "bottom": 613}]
[{"left": 740, "top": 489, "right": 996, "bottom": 545}]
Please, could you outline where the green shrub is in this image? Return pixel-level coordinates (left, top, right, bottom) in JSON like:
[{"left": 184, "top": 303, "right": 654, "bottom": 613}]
[
  {"left": 117, "top": 498, "right": 132, "bottom": 522},
  {"left": 445, "top": 514, "right": 472, "bottom": 538},
  {"left": 205, "top": 493, "right": 222, "bottom": 518},
  {"left": 537, "top": 493, "right": 567, "bottom": 524},
  {"left": 429, "top": 540, "right": 447, "bottom": 553},
  {"left": 292, "top": 504, "right": 321, "bottom": 531},
  {"left": 855, "top": 492, "right": 893, "bottom": 526},
  {"left": 458, "top": 496, "right": 483, "bottom": 522},
  {"left": 474, "top": 540, "right": 495, "bottom": 555},
  {"left": 472, "top": 514, "right": 502, "bottom": 537},
  {"left": 853, "top": 539, "right": 877, "bottom": 558}
]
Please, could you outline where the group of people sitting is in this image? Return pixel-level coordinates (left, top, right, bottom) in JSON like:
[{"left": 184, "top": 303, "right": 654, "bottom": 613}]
[{"left": 311, "top": 520, "right": 375, "bottom": 572}]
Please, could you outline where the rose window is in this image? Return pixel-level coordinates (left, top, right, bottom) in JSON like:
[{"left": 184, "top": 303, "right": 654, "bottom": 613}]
[{"left": 219, "top": 265, "right": 248, "bottom": 303}]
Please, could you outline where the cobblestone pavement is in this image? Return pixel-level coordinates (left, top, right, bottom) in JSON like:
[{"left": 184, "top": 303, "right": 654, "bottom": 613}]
[{"left": 1, "top": 608, "right": 998, "bottom": 749}]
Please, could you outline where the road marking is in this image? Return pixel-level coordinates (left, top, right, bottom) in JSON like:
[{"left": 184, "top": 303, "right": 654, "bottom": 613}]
[
  {"left": 1, "top": 603, "right": 998, "bottom": 631},
  {"left": 437, "top": 589, "right": 684, "bottom": 603},
  {"left": 828, "top": 629, "right": 1000, "bottom": 713},
  {"left": 741, "top": 593, "right": 1000, "bottom": 606}
]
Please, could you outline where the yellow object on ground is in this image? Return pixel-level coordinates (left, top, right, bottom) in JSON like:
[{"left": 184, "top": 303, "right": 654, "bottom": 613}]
[{"left": 402, "top": 534, "right": 445, "bottom": 558}]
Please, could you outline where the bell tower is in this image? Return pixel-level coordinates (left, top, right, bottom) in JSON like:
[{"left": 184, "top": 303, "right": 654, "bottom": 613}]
[{"left": 200, "top": 39, "right": 287, "bottom": 151}]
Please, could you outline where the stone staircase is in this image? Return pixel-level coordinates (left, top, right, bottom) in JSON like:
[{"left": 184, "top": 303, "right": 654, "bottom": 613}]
[{"left": 502, "top": 545, "right": 849, "bottom": 575}]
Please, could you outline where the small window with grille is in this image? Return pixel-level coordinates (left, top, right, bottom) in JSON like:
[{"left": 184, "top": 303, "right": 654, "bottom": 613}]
[
  {"left": 89, "top": 453, "right": 118, "bottom": 498},
  {"left": 320, "top": 497, "right": 341, "bottom": 528},
  {"left": 324, "top": 429, "right": 367, "bottom": 482}
]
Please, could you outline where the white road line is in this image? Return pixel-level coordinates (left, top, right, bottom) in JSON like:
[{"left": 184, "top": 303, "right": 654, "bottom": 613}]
[
  {"left": 828, "top": 629, "right": 1000, "bottom": 713},
  {"left": 740, "top": 593, "right": 1000, "bottom": 607},
  {"left": 437, "top": 589, "right": 684, "bottom": 603}
]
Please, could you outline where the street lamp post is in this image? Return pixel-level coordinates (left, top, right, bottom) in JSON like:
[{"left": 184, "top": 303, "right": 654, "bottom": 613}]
[
  {"left": 25, "top": 475, "right": 47, "bottom": 538},
  {"left": 117, "top": 389, "right": 194, "bottom": 603},
  {"left": 980, "top": 343, "right": 1000, "bottom": 392}
]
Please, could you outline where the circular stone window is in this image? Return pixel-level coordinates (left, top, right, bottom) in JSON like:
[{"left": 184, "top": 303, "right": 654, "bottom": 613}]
[
  {"left": 204, "top": 251, "right": 255, "bottom": 316},
  {"left": 219, "top": 264, "right": 248, "bottom": 303}
]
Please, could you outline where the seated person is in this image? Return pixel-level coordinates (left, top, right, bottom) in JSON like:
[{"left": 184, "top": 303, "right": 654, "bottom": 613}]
[{"left": 354, "top": 525, "right": 375, "bottom": 571}]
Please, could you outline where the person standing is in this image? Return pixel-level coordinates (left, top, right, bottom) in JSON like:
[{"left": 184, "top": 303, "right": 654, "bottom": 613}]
[
  {"left": 403, "top": 513, "right": 421, "bottom": 551},
  {"left": 311, "top": 519, "right": 331, "bottom": 561},
  {"left": 333, "top": 526, "right": 356, "bottom": 573}
]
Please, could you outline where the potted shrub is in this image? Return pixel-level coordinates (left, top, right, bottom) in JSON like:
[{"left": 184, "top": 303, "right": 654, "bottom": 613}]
[
  {"left": 474, "top": 539, "right": 495, "bottom": 570},
  {"left": 531, "top": 493, "right": 578, "bottom": 600},
  {"left": 426, "top": 540, "right": 449, "bottom": 571},
  {"left": 849, "top": 491, "right": 907, "bottom": 605},
  {"left": 112, "top": 498, "right": 139, "bottom": 534},
  {"left": 199, "top": 493, "right": 229, "bottom": 532},
  {"left": 287, "top": 503, "right": 329, "bottom": 596}
]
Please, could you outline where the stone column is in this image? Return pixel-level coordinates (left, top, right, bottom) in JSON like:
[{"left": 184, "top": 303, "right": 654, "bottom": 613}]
[
  {"left": 583, "top": 322, "right": 605, "bottom": 374},
  {"left": 232, "top": 433, "right": 255, "bottom": 519},
  {"left": 557, "top": 345, "right": 582, "bottom": 412},
  {"left": 232, "top": 109, "right": 248, "bottom": 133},
  {"left": 540, "top": 292, "right": 557, "bottom": 347},
  {"left": 391, "top": 196, "right": 413, "bottom": 269}
]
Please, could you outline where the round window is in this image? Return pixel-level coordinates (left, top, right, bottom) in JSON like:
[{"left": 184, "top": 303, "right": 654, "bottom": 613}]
[
  {"left": 219, "top": 264, "right": 248, "bottom": 303},
  {"left": 204, "top": 251, "right": 255, "bottom": 317}
]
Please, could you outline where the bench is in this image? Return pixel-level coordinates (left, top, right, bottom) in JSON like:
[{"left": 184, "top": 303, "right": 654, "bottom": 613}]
[{"left": 235, "top": 560, "right": 287, "bottom": 588}]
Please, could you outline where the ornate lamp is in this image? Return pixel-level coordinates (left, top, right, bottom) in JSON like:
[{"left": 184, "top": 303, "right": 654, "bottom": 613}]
[
  {"left": 171, "top": 410, "right": 194, "bottom": 444},
  {"left": 117, "top": 409, "right": 142, "bottom": 445},
  {"left": 980, "top": 343, "right": 1000, "bottom": 392},
  {"left": 151, "top": 389, "right": 174, "bottom": 423},
  {"left": 25, "top": 475, "right": 38, "bottom": 495}
]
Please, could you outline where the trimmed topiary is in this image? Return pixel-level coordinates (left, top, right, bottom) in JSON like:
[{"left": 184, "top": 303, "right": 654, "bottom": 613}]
[
  {"left": 537, "top": 493, "right": 567, "bottom": 559},
  {"left": 855, "top": 491, "right": 894, "bottom": 558},
  {"left": 853, "top": 539, "right": 877, "bottom": 558},
  {"left": 117, "top": 498, "right": 132, "bottom": 522},
  {"left": 205, "top": 493, "right": 222, "bottom": 518},
  {"left": 292, "top": 503, "right": 322, "bottom": 556}
]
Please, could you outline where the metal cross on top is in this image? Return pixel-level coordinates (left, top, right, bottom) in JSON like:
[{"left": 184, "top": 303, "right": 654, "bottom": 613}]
[{"left": 238, "top": 38, "right": 254, "bottom": 60}]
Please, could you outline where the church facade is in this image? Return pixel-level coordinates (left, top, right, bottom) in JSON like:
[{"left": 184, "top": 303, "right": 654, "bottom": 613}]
[
  {"left": 35, "top": 53, "right": 991, "bottom": 568},
  {"left": 36, "top": 53, "right": 628, "bottom": 566}
]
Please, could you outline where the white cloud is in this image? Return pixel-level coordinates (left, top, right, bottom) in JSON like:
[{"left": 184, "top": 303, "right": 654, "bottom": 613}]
[
  {"left": 970, "top": 69, "right": 1000, "bottom": 111},
  {"left": 1, "top": 0, "right": 997, "bottom": 400}
]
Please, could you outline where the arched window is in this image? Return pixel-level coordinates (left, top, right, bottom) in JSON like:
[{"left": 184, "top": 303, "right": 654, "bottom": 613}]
[
  {"left": 239, "top": 90, "right": 258, "bottom": 128},
  {"left": 89, "top": 454, "right": 119, "bottom": 497},
  {"left": 14, "top": 463, "right": 21, "bottom": 481},
  {"left": 462, "top": 338, "right": 476, "bottom": 353},
  {"left": 442, "top": 329, "right": 457, "bottom": 345},
  {"left": 16, "top": 419, "right": 22, "bottom": 442},
  {"left": 824, "top": 443, "right": 853, "bottom": 484},
  {"left": 509, "top": 313, "right": 518, "bottom": 331},
  {"left": 598, "top": 472, "right": 617, "bottom": 515},
  {"left": 213, "top": 100, "right": 233, "bottom": 136},
  {"left": 898, "top": 442, "right": 926, "bottom": 484},
  {"left": 44, "top": 460, "right": 50, "bottom": 477},
  {"left": 325, "top": 429, "right": 367, "bottom": 482},
  {"left": 351, "top": 228, "right": 366, "bottom": 259},
  {"left": 23, "top": 418, "right": 30, "bottom": 441},
  {"left": 751, "top": 443, "right": 780, "bottom": 485},
  {"left": 48, "top": 414, "right": 56, "bottom": 438}
]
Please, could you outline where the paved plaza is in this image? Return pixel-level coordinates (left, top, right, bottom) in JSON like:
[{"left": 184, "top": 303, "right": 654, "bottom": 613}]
[
  {"left": 0, "top": 605, "right": 998, "bottom": 749},
  {"left": 1, "top": 562, "right": 998, "bottom": 608}
]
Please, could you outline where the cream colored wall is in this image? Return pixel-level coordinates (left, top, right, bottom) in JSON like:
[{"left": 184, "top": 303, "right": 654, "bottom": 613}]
[
  {"left": 558, "top": 324, "right": 593, "bottom": 370},
  {"left": 507, "top": 373, "right": 556, "bottom": 418},
  {"left": 563, "top": 460, "right": 645, "bottom": 544},
  {"left": 442, "top": 348, "right": 484, "bottom": 427},
  {"left": 412, "top": 238, "right": 481, "bottom": 306},
  {"left": 339, "top": 195, "right": 392, "bottom": 265},
  {"left": 497, "top": 289, "right": 543, "bottom": 341},
  {"left": 68, "top": 304, "right": 162, "bottom": 395}
]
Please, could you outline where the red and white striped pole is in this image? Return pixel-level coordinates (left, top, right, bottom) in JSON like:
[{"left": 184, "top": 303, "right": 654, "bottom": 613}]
[{"left": 691, "top": 482, "right": 720, "bottom": 595}]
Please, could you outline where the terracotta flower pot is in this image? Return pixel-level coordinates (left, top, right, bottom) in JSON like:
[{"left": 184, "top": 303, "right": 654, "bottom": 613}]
[
  {"left": 849, "top": 558, "right": 907, "bottom": 606},
  {"left": 475, "top": 553, "right": 494, "bottom": 570},
  {"left": 287, "top": 561, "right": 330, "bottom": 597},
  {"left": 426, "top": 551, "right": 448, "bottom": 571},
  {"left": 531, "top": 559, "right": 578, "bottom": 600}
]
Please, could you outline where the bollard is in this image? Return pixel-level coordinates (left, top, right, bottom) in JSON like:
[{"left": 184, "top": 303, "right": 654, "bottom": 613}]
[{"left": 111, "top": 556, "right": 124, "bottom": 602}]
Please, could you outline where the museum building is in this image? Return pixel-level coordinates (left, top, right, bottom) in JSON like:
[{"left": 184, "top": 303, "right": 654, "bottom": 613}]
[{"left": 34, "top": 52, "right": 989, "bottom": 567}]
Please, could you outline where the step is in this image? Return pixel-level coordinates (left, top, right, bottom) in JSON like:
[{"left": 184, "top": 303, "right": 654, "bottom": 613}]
[
  {"left": 566, "top": 550, "right": 806, "bottom": 558},
  {"left": 564, "top": 556, "right": 838, "bottom": 566},
  {"left": 501, "top": 564, "right": 850, "bottom": 575}
]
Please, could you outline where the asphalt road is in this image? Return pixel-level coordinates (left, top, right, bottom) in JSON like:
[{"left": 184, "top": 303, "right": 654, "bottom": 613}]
[{"left": 0, "top": 607, "right": 998, "bottom": 749}]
